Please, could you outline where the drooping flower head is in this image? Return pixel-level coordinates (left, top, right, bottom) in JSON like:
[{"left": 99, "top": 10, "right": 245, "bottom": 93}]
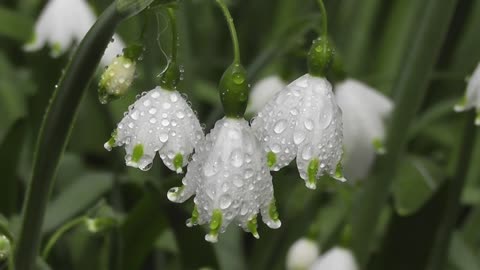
[
  {"left": 286, "top": 238, "right": 320, "bottom": 270},
  {"left": 252, "top": 74, "right": 345, "bottom": 189},
  {"left": 167, "top": 118, "right": 281, "bottom": 242},
  {"left": 105, "top": 86, "right": 204, "bottom": 172},
  {"left": 335, "top": 79, "right": 393, "bottom": 180},
  {"left": 454, "top": 63, "right": 480, "bottom": 125},
  {"left": 24, "top": 0, "right": 124, "bottom": 65},
  {"left": 310, "top": 247, "right": 358, "bottom": 270},
  {"left": 246, "top": 75, "right": 286, "bottom": 115}
]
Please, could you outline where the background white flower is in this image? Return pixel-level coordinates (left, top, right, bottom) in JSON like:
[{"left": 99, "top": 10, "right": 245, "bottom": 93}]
[
  {"left": 168, "top": 118, "right": 281, "bottom": 242},
  {"left": 454, "top": 63, "right": 480, "bottom": 125},
  {"left": 246, "top": 75, "right": 286, "bottom": 115},
  {"left": 24, "top": 0, "right": 124, "bottom": 65},
  {"left": 252, "top": 74, "right": 344, "bottom": 189},
  {"left": 105, "top": 87, "right": 204, "bottom": 172},
  {"left": 309, "top": 247, "right": 358, "bottom": 270},
  {"left": 335, "top": 79, "right": 393, "bottom": 180},
  {"left": 286, "top": 238, "right": 320, "bottom": 270}
]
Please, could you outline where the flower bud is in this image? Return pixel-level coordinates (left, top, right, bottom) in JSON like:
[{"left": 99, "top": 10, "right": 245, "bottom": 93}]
[
  {"left": 98, "top": 53, "right": 137, "bottom": 104},
  {"left": 307, "top": 38, "right": 334, "bottom": 77},
  {"left": 219, "top": 63, "right": 249, "bottom": 118},
  {"left": 286, "top": 238, "right": 319, "bottom": 270},
  {"left": 0, "top": 235, "right": 11, "bottom": 261}
]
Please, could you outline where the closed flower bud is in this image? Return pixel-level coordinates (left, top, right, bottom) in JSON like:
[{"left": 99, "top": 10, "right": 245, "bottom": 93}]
[
  {"left": 98, "top": 55, "right": 136, "bottom": 104},
  {"left": 454, "top": 63, "right": 480, "bottom": 125},
  {"left": 310, "top": 247, "right": 358, "bottom": 270},
  {"left": 0, "top": 235, "right": 10, "bottom": 261},
  {"left": 167, "top": 118, "right": 281, "bottom": 242},
  {"left": 24, "top": 0, "right": 124, "bottom": 65},
  {"left": 252, "top": 74, "right": 345, "bottom": 189},
  {"left": 335, "top": 79, "right": 393, "bottom": 180},
  {"left": 246, "top": 75, "right": 286, "bottom": 115},
  {"left": 286, "top": 238, "right": 319, "bottom": 270},
  {"left": 105, "top": 86, "right": 204, "bottom": 172}
]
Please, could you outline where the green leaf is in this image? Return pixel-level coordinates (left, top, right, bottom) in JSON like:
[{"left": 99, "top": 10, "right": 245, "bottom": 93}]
[
  {"left": 43, "top": 172, "right": 114, "bottom": 234},
  {"left": 0, "top": 7, "right": 33, "bottom": 42},
  {"left": 448, "top": 232, "right": 480, "bottom": 270},
  {"left": 392, "top": 156, "right": 446, "bottom": 216}
]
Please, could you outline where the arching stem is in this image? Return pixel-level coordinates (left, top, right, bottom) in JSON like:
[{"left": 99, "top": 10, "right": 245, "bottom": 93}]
[
  {"left": 215, "top": 0, "right": 241, "bottom": 64},
  {"left": 315, "top": 0, "right": 328, "bottom": 38}
]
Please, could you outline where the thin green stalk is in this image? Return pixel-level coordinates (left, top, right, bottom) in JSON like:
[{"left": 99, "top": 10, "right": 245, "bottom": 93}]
[
  {"left": 315, "top": 0, "right": 328, "bottom": 38},
  {"left": 350, "top": 0, "right": 459, "bottom": 266},
  {"left": 215, "top": 0, "right": 241, "bottom": 63},
  {"left": 42, "top": 216, "right": 87, "bottom": 260},
  {"left": 13, "top": 3, "right": 136, "bottom": 270},
  {"left": 167, "top": 8, "right": 178, "bottom": 63},
  {"left": 427, "top": 114, "right": 477, "bottom": 270}
]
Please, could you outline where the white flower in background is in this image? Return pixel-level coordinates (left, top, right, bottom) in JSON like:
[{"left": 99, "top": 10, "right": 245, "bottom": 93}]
[
  {"left": 335, "top": 79, "right": 393, "bottom": 180},
  {"left": 286, "top": 238, "right": 319, "bottom": 270},
  {"left": 0, "top": 235, "right": 10, "bottom": 260},
  {"left": 105, "top": 86, "right": 204, "bottom": 172},
  {"left": 246, "top": 75, "right": 286, "bottom": 115},
  {"left": 24, "top": 0, "right": 124, "bottom": 65},
  {"left": 309, "top": 247, "right": 358, "bottom": 270},
  {"left": 252, "top": 74, "right": 344, "bottom": 189},
  {"left": 454, "top": 63, "right": 480, "bottom": 125},
  {"left": 167, "top": 118, "right": 281, "bottom": 242}
]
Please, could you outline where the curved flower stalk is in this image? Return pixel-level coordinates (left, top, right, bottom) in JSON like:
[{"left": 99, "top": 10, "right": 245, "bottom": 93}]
[
  {"left": 24, "top": 0, "right": 124, "bottom": 65},
  {"left": 335, "top": 79, "right": 393, "bottom": 180},
  {"left": 105, "top": 87, "right": 204, "bottom": 172},
  {"left": 286, "top": 238, "right": 319, "bottom": 270},
  {"left": 252, "top": 74, "right": 344, "bottom": 189},
  {"left": 454, "top": 63, "right": 480, "bottom": 125},
  {"left": 310, "top": 247, "right": 358, "bottom": 270},
  {"left": 168, "top": 118, "right": 281, "bottom": 242},
  {"left": 246, "top": 75, "right": 286, "bottom": 115}
]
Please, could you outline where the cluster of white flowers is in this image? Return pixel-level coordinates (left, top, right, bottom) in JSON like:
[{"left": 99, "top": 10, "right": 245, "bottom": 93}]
[
  {"left": 286, "top": 238, "right": 358, "bottom": 270},
  {"left": 24, "top": 0, "right": 124, "bottom": 65},
  {"left": 101, "top": 68, "right": 395, "bottom": 241}
]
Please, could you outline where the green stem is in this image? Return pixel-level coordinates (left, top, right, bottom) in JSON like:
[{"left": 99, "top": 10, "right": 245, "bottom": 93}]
[
  {"left": 349, "top": 0, "right": 459, "bottom": 266},
  {"left": 13, "top": 4, "right": 128, "bottom": 270},
  {"left": 42, "top": 216, "right": 87, "bottom": 260},
  {"left": 315, "top": 0, "right": 328, "bottom": 38},
  {"left": 426, "top": 113, "right": 477, "bottom": 270},
  {"left": 215, "top": 0, "right": 241, "bottom": 63},
  {"left": 167, "top": 7, "right": 178, "bottom": 63}
]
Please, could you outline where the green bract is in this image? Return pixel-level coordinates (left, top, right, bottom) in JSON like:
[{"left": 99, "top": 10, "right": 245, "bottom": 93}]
[
  {"left": 159, "top": 61, "right": 181, "bottom": 91},
  {"left": 219, "top": 63, "right": 249, "bottom": 118},
  {"left": 307, "top": 37, "right": 334, "bottom": 77}
]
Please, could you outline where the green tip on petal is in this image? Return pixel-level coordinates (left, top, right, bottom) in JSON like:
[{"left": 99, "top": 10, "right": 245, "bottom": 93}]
[
  {"left": 51, "top": 42, "right": 62, "bottom": 57},
  {"left": 104, "top": 129, "right": 117, "bottom": 151},
  {"left": 247, "top": 215, "right": 259, "bottom": 239},
  {"left": 173, "top": 153, "right": 184, "bottom": 173},
  {"left": 307, "top": 159, "right": 319, "bottom": 189},
  {"left": 186, "top": 205, "right": 199, "bottom": 227},
  {"left": 269, "top": 199, "right": 280, "bottom": 222},
  {"left": 475, "top": 111, "right": 480, "bottom": 126},
  {"left": 267, "top": 151, "right": 277, "bottom": 168},
  {"left": 132, "top": 144, "right": 144, "bottom": 163},
  {"left": 167, "top": 185, "right": 185, "bottom": 202},
  {"left": 334, "top": 162, "right": 347, "bottom": 182},
  {"left": 454, "top": 96, "right": 467, "bottom": 112},
  {"left": 372, "top": 138, "right": 386, "bottom": 155},
  {"left": 205, "top": 209, "right": 223, "bottom": 243}
]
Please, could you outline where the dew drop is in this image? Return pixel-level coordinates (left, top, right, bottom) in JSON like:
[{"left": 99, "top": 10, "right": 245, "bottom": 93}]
[
  {"left": 294, "top": 131, "right": 306, "bottom": 144},
  {"left": 220, "top": 195, "right": 232, "bottom": 209},
  {"left": 161, "top": 119, "right": 170, "bottom": 126},
  {"left": 230, "top": 150, "right": 244, "bottom": 168},
  {"left": 273, "top": 120, "right": 287, "bottom": 134},
  {"left": 159, "top": 133, "right": 169, "bottom": 143},
  {"left": 151, "top": 91, "right": 160, "bottom": 98},
  {"left": 149, "top": 108, "right": 157, "bottom": 115},
  {"left": 304, "top": 119, "right": 314, "bottom": 131},
  {"left": 130, "top": 110, "right": 139, "bottom": 120}
]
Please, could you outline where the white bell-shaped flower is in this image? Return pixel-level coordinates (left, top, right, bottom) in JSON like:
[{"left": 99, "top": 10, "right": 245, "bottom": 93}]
[
  {"left": 246, "top": 75, "right": 286, "bottom": 115},
  {"left": 167, "top": 117, "right": 281, "bottom": 242},
  {"left": 454, "top": 63, "right": 480, "bottom": 125},
  {"left": 24, "top": 0, "right": 124, "bottom": 65},
  {"left": 105, "top": 86, "right": 204, "bottom": 172},
  {"left": 286, "top": 238, "right": 319, "bottom": 270},
  {"left": 252, "top": 74, "right": 344, "bottom": 189},
  {"left": 335, "top": 79, "right": 393, "bottom": 180},
  {"left": 309, "top": 247, "right": 358, "bottom": 270}
]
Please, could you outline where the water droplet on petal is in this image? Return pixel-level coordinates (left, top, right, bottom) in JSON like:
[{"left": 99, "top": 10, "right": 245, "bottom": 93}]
[
  {"left": 159, "top": 133, "right": 169, "bottom": 143},
  {"left": 304, "top": 119, "right": 314, "bottom": 131},
  {"left": 230, "top": 150, "right": 244, "bottom": 167},
  {"left": 220, "top": 195, "right": 232, "bottom": 209},
  {"left": 273, "top": 120, "right": 287, "bottom": 134},
  {"left": 294, "top": 131, "right": 306, "bottom": 144}
]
